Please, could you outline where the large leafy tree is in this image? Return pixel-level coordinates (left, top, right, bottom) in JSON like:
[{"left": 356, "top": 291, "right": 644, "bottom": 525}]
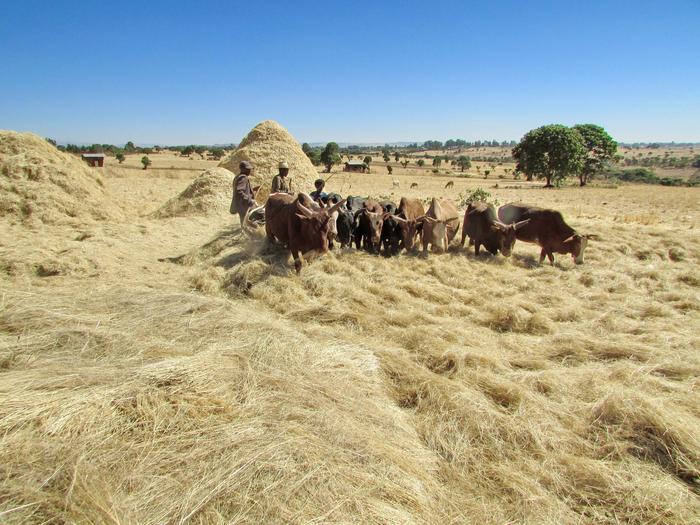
[
  {"left": 512, "top": 125, "right": 586, "bottom": 187},
  {"left": 456, "top": 155, "right": 471, "bottom": 172},
  {"left": 320, "top": 142, "right": 341, "bottom": 173},
  {"left": 573, "top": 124, "right": 618, "bottom": 186}
]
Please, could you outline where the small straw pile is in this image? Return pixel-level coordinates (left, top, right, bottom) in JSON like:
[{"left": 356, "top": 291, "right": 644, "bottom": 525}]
[{"left": 153, "top": 167, "right": 235, "bottom": 218}]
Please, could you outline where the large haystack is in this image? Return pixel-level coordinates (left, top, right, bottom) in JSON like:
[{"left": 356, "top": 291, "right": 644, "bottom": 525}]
[
  {"left": 219, "top": 120, "right": 318, "bottom": 200},
  {"left": 0, "top": 131, "right": 121, "bottom": 224},
  {"left": 153, "top": 167, "right": 234, "bottom": 218}
]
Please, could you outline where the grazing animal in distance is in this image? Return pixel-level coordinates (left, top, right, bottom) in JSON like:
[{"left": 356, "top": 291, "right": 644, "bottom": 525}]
[
  {"left": 498, "top": 203, "right": 592, "bottom": 265},
  {"left": 444, "top": 180, "right": 454, "bottom": 189},
  {"left": 461, "top": 202, "right": 529, "bottom": 257},
  {"left": 421, "top": 198, "right": 460, "bottom": 253},
  {"left": 391, "top": 197, "right": 425, "bottom": 252},
  {"left": 392, "top": 179, "right": 400, "bottom": 189},
  {"left": 410, "top": 182, "right": 418, "bottom": 189},
  {"left": 354, "top": 200, "right": 385, "bottom": 253},
  {"left": 265, "top": 193, "right": 345, "bottom": 273}
]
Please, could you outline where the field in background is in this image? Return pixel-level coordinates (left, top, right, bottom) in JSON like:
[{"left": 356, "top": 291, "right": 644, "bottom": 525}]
[{"left": 1, "top": 154, "right": 699, "bottom": 523}]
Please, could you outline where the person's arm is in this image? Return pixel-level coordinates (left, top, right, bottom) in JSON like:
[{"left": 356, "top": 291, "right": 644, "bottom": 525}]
[
  {"left": 236, "top": 176, "right": 255, "bottom": 207},
  {"left": 271, "top": 176, "right": 280, "bottom": 193}
]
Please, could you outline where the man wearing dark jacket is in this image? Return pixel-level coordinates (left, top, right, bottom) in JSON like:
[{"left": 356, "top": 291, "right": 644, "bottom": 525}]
[{"left": 230, "top": 160, "right": 256, "bottom": 223}]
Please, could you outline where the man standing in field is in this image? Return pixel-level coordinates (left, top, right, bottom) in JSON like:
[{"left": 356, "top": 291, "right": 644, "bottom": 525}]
[
  {"left": 271, "top": 161, "right": 293, "bottom": 193},
  {"left": 231, "top": 160, "right": 256, "bottom": 224}
]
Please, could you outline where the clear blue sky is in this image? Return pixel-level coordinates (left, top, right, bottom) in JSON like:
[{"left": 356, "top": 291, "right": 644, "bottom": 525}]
[{"left": 1, "top": 0, "right": 698, "bottom": 145}]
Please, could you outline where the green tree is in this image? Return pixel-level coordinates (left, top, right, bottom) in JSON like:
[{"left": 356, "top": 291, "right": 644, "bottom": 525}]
[
  {"left": 302, "top": 142, "right": 312, "bottom": 154},
  {"left": 573, "top": 124, "right": 618, "bottom": 186},
  {"left": 116, "top": 153, "right": 125, "bottom": 164},
  {"left": 182, "top": 145, "right": 195, "bottom": 157},
  {"left": 512, "top": 125, "right": 586, "bottom": 187},
  {"left": 416, "top": 159, "right": 425, "bottom": 167},
  {"left": 383, "top": 152, "right": 390, "bottom": 162},
  {"left": 195, "top": 146, "right": 206, "bottom": 158},
  {"left": 46, "top": 138, "right": 57, "bottom": 147},
  {"left": 363, "top": 155, "right": 372, "bottom": 166},
  {"left": 320, "top": 142, "right": 341, "bottom": 173},
  {"left": 387, "top": 165, "right": 393, "bottom": 174},
  {"left": 124, "top": 141, "right": 136, "bottom": 152},
  {"left": 394, "top": 152, "right": 400, "bottom": 162},
  {"left": 456, "top": 155, "right": 471, "bottom": 172},
  {"left": 432, "top": 156, "right": 442, "bottom": 167},
  {"left": 401, "top": 160, "right": 409, "bottom": 168},
  {"left": 209, "top": 147, "right": 224, "bottom": 160},
  {"left": 141, "top": 156, "right": 152, "bottom": 170}
]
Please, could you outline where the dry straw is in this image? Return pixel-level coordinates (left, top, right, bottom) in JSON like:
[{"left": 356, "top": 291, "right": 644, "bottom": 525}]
[
  {"left": 0, "top": 131, "right": 122, "bottom": 225},
  {"left": 153, "top": 167, "right": 236, "bottom": 218},
  {"left": 219, "top": 120, "right": 319, "bottom": 200}
]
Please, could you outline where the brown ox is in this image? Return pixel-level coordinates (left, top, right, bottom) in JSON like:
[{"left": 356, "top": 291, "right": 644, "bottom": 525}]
[
  {"left": 354, "top": 200, "right": 385, "bottom": 253},
  {"left": 391, "top": 197, "right": 425, "bottom": 251},
  {"left": 498, "top": 203, "right": 592, "bottom": 265},
  {"left": 265, "top": 193, "right": 345, "bottom": 273},
  {"left": 298, "top": 193, "right": 340, "bottom": 249},
  {"left": 421, "top": 198, "right": 460, "bottom": 253},
  {"left": 460, "top": 202, "right": 530, "bottom": 257}
]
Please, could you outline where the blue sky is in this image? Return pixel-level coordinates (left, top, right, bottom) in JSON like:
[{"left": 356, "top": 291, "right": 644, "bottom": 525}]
[{"left": 1, "top": 0, "right": 698, "bottom": 145}]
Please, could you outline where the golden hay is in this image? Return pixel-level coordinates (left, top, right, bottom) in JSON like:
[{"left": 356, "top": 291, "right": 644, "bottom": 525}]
[
  {"left": 1, "top": 156, "right": 699, "bottom": 523},
  {"left": 153, "top": 167, "right": 235, "bottom": 218},
  {"left": 0, "top": 131, "right": 122, "bottom": 224},
  {"left": 219, "top": 120, "right": 319, "bottom": 200}
]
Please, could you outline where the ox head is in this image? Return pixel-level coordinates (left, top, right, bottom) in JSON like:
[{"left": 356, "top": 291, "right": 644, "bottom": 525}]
[
  {"left": 295, "top": 199, "right": 346, "bottom": 252},
  {"left": 393, "top": 214, "right": 423, "bottom": 251},
  {"left": 336, "top": 209, "right": 354, "bottom": 247},
  {"left": 361, "top": 208, "right": 385, "bottom": 247},
  {"left": 564, "top": 233, "right": 590, "bottom": 264},
  {"left": 490, "top": 219, "right": 530, "bottom": 257},
  {"left": 421, "top": 215, "right": 455, "bottom": 253}
]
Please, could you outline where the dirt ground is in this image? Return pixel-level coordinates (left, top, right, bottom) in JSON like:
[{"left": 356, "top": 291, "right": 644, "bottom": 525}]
[{"left": 1, "top": 151, "right": 699, "bottom": 524}]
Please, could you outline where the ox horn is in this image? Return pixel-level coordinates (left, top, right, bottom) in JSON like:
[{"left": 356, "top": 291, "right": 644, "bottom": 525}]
[
  {"left": 327, "top": 199, "right": 346, "bottom": 215},
  {"left": 393, "top": 215, "right": 408, "bottom": 223},
  {"left": 296, "top": 201, "right": 315, "bottom": 218},
  {"left": 514, "top": 219, "right": 531, "bottom": 230}
]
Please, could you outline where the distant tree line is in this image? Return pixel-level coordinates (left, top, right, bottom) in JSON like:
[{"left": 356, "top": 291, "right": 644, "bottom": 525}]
[{"left": 46, "top": 138, "right": 232, "bottom": 161}]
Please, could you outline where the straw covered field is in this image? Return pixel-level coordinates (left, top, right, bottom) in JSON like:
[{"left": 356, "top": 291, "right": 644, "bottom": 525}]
[{"left": 1, "top": 131, "right": 699, "bottom": 524}]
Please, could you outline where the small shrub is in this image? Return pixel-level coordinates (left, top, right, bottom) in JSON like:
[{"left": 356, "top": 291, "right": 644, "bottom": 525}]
[{"left": 457, "top": 187, "right": 499, "bottom": 207}]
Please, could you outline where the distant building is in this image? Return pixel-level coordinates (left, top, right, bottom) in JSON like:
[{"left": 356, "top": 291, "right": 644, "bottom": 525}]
[
  {"left": 81, "top": 153, "right": 105, "bottom": 167},
  {"left": 344, "top": 160, "right": 368, "bottom": 173}
]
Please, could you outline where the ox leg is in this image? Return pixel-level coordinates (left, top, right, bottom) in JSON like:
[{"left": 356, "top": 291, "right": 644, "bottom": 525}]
[
  {"left": 355, "top": 233, "right": 361, "bottom": 250},
  {"left": 292, "top": 250, "right": 303, "bottom": 273},
  {"left": 539, "top": 248, "right": 546, "bottom": 265},
  {"left": 444, "top": 233, "right": 449, "bottom": 253},
  {"left": 474, "top": 242, "right": 480, "bottom": 256},
  {"left": 460, "top": 229, "right": 467, "bottom": 247},
  {"left": 547, "top": 251, "right": 555, "bottom": 265}
]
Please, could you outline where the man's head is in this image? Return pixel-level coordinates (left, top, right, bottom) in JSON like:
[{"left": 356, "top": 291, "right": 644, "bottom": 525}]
[
  {"left": 314, "top": 178, "right": 325, "bottom": 191},
  {"left": 278, "top": 161, "right": 289, "bottom": 177},
  {"left": 239, "top": 160, "right": 253, "bottom": 175}
]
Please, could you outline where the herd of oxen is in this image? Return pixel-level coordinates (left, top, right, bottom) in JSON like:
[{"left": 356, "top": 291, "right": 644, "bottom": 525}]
[{"left": 243, "top": 192, "right": 591, "bottom": 273}]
